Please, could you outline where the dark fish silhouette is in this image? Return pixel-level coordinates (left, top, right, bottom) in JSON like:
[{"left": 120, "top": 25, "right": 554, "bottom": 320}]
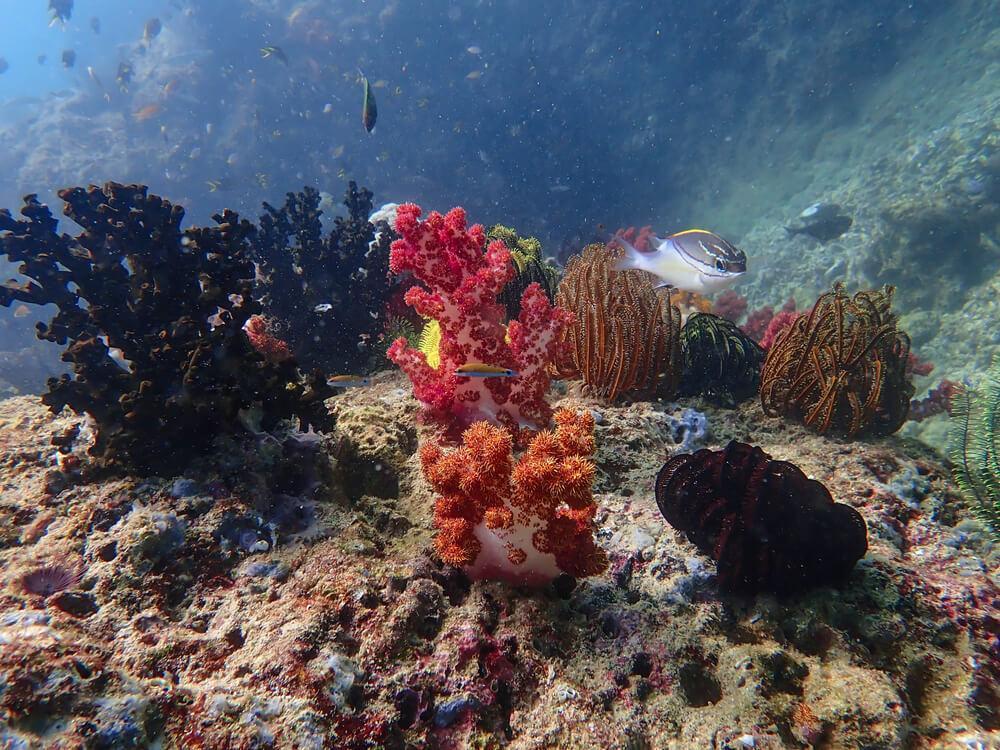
[
  {"left": 785, "top": 202, "right": 853, "bottom": 242},
  {"left": 260, "top": 46, "right": 288, "bottom": 64},
  {"left": 49, "top": 0, "right": 73, "bottom": 25},
  {"left": 359, "top": 68, "right": 377, "bottom": 133},
  {"left": 0, "top": 58, "right": 8, "bottom": 76},
  {"left": 61, "top": 49, "right": 76, "bottom": 69}
]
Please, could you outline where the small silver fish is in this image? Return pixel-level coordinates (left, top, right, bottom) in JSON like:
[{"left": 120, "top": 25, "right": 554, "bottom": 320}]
[
  {"left": 327, "top": 375, "right": 371, "bottom": 388},
  {"left": 612, "top": 229, "right": 746, "bottom": 294},
  {"left": 313, "top": 303, "right": 333, "bottom": 313}
]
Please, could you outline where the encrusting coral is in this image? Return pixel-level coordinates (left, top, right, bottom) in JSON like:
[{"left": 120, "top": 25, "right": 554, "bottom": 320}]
[
  {"left": 557, "top": 243, "right": 682, "bottom": 401},
  {"left": 949, "top": 355, "right": 1000, "bottom": 537},
  {"left": 655, "top": 440, "right": 868, "bottom": 593},
  {"left": 0, "top": 183, "right": 335, "bottom": 474},
  {"left": 422, "top": 408, "right": 608, "bottom": 586},
  {"left": 252, "top": 182, "right": 396, "bottom": 374},
  {"left": 679, "top": 312, "right": 765, "bottom": 407},
  {"left": 759, "top": 283, "right": 914, "bottom": 437},
  {"left": 387, "top": 204, "right": 572, "bottom": 433}
]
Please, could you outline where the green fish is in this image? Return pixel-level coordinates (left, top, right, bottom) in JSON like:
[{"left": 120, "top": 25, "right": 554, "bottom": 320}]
[
  {"left": 359, "top": 68, "right": 377, "bottom": 134},
  {"left": 260, "top": 45, "right": 288, "bottom": 65}
]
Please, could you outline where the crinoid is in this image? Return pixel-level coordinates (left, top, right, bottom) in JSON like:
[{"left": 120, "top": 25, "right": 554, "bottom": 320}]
[
  {"left": 556, "top": 243, "right": 681, "bottom": 401},
  {"left": 655, "top": 441, "right": 868, "bottom": 594},
  {"left": 680, "top": 313, "right": 765, "bottom": 407},
  {"left": 488, "top": 224, "right": 559, "bottom": 321},
  {"left": 949, "top": 356, "right": 1000, "bottom": 537},
  {"left": 759, "top": 283, "right": 913, "bottom": 437}
]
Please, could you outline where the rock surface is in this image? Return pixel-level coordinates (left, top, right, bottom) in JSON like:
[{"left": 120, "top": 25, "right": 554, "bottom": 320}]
[{"left": 0, "top": 372, "right": 997, "bottom": 749}]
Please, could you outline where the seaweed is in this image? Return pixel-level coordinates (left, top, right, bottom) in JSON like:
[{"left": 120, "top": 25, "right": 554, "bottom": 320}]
[
  {"left": 0, "top": 182, "right": 335, "bottom": 475},
  {"left": 252, "top": 181, "right": 396, "bottom": 375},
  {"left": 679, "top": 313, "right": 765, "bottom": 407},
  {"left": 949, "top": 357, "right": 1000, "bottom": 537}
]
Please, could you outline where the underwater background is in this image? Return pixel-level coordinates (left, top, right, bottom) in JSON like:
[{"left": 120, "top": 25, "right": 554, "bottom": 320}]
[{"left": 0, "top": 1, "right": 999, "bottom": 748}]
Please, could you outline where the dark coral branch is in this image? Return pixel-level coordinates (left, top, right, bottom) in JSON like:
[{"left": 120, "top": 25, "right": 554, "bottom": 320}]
[
  {"left": 0, "top": 183, "right": 335, "bottom": 475},
  {"left": 252, "top": 182, "right": 396, "bottom": 374}
]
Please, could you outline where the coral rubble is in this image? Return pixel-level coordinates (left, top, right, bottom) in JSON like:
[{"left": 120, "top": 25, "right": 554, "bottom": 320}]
[
  {"left": 0, "top": 183, "right": 334, "bottom": 474},
  {"left": 760, "top": 283, "right": 914, "bottom": 437},
  {"left": 422, "top": 409, "right": 607, "bottom": 585},
  {"left": 387, "top": 204, "right": 571, "bottom": 433},
  {"left": 557, "top": 243, "right": 682, "bottom": 401},
  {"left": 655, "top": 440, "right": 869, "bottom": 593}
]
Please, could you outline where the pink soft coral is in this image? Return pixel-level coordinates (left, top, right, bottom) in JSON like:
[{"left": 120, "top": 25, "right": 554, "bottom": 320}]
[{"left": 387, "top": 204, "right": 572, "bottom": 433}]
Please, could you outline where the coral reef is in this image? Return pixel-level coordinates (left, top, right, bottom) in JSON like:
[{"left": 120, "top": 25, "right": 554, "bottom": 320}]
[
  {"left": 557, "top": 243, "right": 682, "bottom": 401},
  {"left": 655, "top": 440, "right": 868, "bottom": 593},
  {"left": 252, "top": 182, "right": 396, "bottom": 374},
  {"left": 422, "top": 408, "right": 607, "bottom": 586},
  {"left": 950, "top": 356, "right": 1000, "bottom": 536},
  {"left": 387, "top": 204, "right": 572, "bottom": 433},
  {"left": 0, "top": 183, "right": 335, "bottom": 474},
  {"left": 679, "top": 313, "right": 765, "bottom": 407},
  {"left": 760, "top": 283, "right": 914, "bottom": 437}
]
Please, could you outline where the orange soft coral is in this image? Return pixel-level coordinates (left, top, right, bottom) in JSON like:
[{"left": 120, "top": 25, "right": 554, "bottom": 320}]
[{"left": 422, "top": 409, "right": 608, "bottom": 586}]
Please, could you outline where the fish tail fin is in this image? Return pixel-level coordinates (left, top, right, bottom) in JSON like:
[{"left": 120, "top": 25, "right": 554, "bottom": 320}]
[{"left": 610, "top": 235, "right": 647, "bottom": 273}]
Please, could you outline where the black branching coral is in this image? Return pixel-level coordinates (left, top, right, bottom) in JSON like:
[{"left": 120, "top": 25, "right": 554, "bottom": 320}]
[
  {"left": 252, "top": 182, "right": 396, "bottom": 374},
  {"left": 655, "top": 441, "right": 868, "bottom": 594},
  {"left": 0, "top": 183, "right": 335, "bottom": 475}
]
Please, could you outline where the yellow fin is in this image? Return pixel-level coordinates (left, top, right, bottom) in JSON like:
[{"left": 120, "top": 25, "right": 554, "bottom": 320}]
[{"left": 418, "top": 319, "right": 441, "bottom": 369}]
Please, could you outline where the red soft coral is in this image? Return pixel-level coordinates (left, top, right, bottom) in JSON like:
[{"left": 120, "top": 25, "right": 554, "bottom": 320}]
[
  {"left": 423, "top": 409, "right": 608, "bottom": 586},
  {"left": 244, "top": 315, "right": 293, "bottom": 363},
  {"left": 387, "top": 204, "right": 572, "bottom": 434}
]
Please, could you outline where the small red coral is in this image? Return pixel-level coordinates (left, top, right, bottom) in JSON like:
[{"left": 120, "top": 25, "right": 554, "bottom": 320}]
[
  {"left": 743, "top": 298, "right": 796, "bottom": 343},
  {"left": 905, "top": 352, "right": 935, "bottom": 377},
  {"left": 713, "top": 289, "right": 748, "bottom": 323},
  {"left": 244, "top": 315, "right": 293, "bottom": 364},
  {"left": 423, "top": 409, "right": 607, "bottom": 585},
  {"left": 908, "top": 379, "right": 960, "bottom": 422},
  {"left": 614, "top": 225, "right": 655, "bottom": 252},
  {"left": 759, "top": 309, "right": 802, "bottom": 350}
]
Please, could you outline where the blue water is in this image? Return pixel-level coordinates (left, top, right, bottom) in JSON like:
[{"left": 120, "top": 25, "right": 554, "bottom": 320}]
[{"left": 0, "top": 2, "right": 941, "bottom": 235}]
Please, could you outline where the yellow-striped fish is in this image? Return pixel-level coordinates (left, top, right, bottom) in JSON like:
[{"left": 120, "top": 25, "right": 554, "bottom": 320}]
[
  {"left": 455, "top": 363, "right": 518, "bottom": 378},
  {"left": 327, "top": 375, "right": 371, "bottom": 388}
]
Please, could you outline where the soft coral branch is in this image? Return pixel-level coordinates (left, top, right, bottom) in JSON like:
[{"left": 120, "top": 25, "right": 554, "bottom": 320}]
[{"left": 387, "top": 204, "right": 572, "bottom": 433}]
